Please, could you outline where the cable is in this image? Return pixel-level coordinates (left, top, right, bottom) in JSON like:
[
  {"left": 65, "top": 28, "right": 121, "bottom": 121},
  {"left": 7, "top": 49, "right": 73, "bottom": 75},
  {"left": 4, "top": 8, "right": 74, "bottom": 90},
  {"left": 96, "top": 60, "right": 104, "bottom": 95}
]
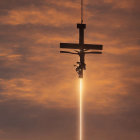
[{"left": 81, "top": 0, "right": 84, "bottom": 23}]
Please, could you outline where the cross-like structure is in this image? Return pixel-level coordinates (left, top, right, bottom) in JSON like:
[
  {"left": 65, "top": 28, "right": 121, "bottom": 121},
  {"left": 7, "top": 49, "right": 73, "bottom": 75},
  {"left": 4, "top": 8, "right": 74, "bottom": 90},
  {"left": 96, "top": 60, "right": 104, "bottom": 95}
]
[{"left": 60, "top": 23, "right": 103, "bottom": 78}]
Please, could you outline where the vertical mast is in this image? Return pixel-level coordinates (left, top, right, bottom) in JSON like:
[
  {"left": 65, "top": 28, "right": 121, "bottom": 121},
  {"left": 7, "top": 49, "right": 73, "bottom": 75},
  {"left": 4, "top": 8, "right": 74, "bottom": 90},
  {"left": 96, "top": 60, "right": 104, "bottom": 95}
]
[{"left": 78, "top": 0, "right": 86, "bottom": 48}]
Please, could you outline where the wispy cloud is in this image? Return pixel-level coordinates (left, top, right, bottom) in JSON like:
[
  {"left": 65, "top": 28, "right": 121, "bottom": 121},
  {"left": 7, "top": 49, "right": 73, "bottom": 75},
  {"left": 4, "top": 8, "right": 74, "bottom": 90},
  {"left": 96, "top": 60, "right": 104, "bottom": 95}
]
[{"left": 0, "top": 0, "right": 140, "bottom": 139}]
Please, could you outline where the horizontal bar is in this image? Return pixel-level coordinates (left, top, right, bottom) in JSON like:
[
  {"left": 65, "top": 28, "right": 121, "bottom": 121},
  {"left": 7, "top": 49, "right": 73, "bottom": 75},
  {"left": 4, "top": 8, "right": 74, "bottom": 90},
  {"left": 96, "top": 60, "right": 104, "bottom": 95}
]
[
  {"left": 85, "top": 52, "right": 102, "bottom": 54},
  {"left": 60, "top": 43, "right": 79, "bottom": 49},
  {"left": 84, "top": 44, "right": 103, "bottom": 50},
  {"left": 60, "top": 51, "right": 77, "bottom": 54},
  {"left": 60, "top": 43, "right": 103, "bottom": 50}
]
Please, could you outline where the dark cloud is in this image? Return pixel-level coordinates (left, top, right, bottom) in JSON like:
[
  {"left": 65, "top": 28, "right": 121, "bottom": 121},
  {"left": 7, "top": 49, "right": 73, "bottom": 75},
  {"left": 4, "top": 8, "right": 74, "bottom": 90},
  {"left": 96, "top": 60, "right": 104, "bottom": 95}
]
[
  {"left": 0, "top": 98, "right": 78, "bottom": 140},
  {"left": 0, "top": 0, "right": 45, "bottom": 10}
]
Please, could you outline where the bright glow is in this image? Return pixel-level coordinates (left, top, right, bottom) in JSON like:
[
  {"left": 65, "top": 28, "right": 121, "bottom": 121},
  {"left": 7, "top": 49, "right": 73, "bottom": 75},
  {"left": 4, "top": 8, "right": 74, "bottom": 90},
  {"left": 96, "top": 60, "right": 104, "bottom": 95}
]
[{"left": 80, "top": 78, "right": 83, "bottom": 140}]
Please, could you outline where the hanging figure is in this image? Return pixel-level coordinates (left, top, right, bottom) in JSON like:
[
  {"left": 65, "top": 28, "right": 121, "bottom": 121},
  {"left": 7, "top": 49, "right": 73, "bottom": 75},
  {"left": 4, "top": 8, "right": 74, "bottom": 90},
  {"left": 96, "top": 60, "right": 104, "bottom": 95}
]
[{"left": 74, "top": 51, "right": 86, "bottom": 78}]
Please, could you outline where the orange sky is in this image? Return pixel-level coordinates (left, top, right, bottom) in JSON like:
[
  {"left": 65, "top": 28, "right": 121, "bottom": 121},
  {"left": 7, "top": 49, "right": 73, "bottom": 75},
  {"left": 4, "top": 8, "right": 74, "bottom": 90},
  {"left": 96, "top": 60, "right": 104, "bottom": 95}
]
[{"left": 0, "top": 0, "right": 140, "bottom": 140}]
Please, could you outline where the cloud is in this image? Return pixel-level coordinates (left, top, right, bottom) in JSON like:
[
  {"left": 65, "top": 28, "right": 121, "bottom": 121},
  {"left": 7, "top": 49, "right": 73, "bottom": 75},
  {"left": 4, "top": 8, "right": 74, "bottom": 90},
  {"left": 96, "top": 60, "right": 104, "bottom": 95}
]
[
  {"left": 0, "top": 98, "right": 78, "bottom": 140},
  {"left": 0, "top": 0, "right": 81, "bottom": 26},
  {"left": 0, "top": 0, "right": 139, "bottom": 110},
  {"left": 0, "top": 0, "right": 140, "bottom": 139}
]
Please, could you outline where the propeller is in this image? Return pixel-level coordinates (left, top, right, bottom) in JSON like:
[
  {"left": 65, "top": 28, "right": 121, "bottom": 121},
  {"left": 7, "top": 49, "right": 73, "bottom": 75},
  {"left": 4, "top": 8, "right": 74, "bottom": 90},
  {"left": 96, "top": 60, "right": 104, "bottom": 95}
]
[{"left": 60, "top": 51, "right": 77, "bottom": 54}]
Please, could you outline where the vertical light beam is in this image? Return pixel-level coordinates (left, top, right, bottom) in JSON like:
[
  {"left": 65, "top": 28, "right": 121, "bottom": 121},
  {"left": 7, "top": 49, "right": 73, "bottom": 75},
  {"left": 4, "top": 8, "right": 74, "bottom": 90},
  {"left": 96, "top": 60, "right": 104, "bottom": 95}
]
[{"left": 80, "top": 78, "right": 83, "bottom": 140}]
